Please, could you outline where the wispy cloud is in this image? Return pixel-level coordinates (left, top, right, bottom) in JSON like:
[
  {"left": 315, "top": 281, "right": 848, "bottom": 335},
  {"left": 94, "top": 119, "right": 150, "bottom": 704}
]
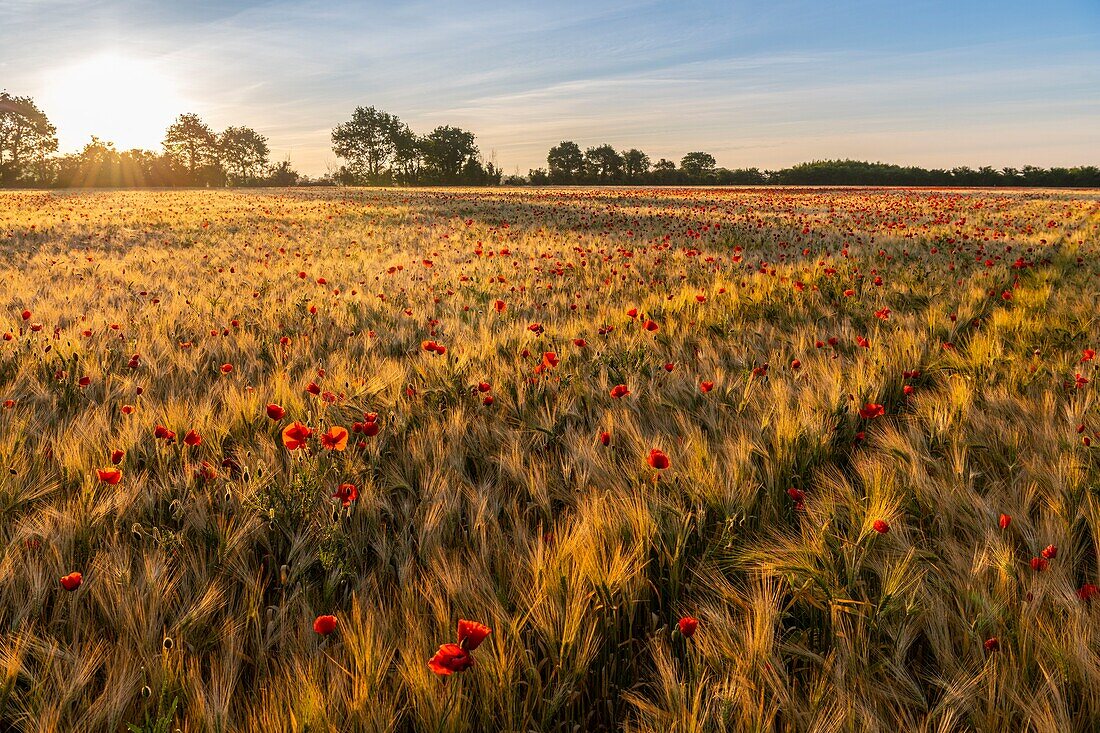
[{"left": 3, "top": 0, "right": 1098, "bottom": 174}]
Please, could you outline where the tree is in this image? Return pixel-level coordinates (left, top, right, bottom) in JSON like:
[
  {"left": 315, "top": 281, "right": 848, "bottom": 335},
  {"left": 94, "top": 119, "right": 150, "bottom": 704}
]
[
  {"left": 421, "top": 125, "right": 479, "bottom": 182},
  {"left": 528, "top": 168, "right": 549, "bottom": 185},
  {"left": 268, "top": 159, "right": 300, "bottom": 186},
  {"left": 652, "top": 158, "right": 677, "bottom": 185},
  {"left": 0, "top": 92, "right": 58, "bottom": 185},
  {"left": 680, "top": 152, "right": 716, "bottom": 179},
  {"left": 622, "top": 149, "right": 650, "bottom": 181},
  {"left": 163, "top": 113, "right": 218, "bottom": 182},
  {"left": 547, "top": 141, "right": 585, "bottom": 184},
  {"left": 219, "top": 126, "right": 269, "bottom": 184},
  {"left": 584, "top": 144, "right": 624, "bottom": 182},
  {"left": 56, "top": 136, "right": 117, "bottom": 187},
  {"left": 331, "top": 106, "right": 399, "bottom": 182},
  {"left": 389, "top": 121, "right": 423, "bottom": 184}
]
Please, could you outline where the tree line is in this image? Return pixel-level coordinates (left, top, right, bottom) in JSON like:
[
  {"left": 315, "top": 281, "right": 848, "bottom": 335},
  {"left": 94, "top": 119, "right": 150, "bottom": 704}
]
[
  {"left": 1, "top": 93, "right": 298, "bottom": 187},
  {"left": 1, "top": 91, "right": 1097, "bottom": 188},
  {"left": 517, "top": 142, "right": 1100, "bottom": 187}
]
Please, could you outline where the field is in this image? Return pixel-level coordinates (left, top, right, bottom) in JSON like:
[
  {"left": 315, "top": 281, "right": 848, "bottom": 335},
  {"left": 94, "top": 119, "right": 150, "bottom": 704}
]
[{"left": 0, "top": 186, "right": 1098, "bottom": 732}]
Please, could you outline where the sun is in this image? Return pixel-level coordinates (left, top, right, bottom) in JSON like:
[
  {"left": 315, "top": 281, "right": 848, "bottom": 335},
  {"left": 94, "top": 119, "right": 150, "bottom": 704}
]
[{"left": 41, "top": 53, "right": 188, "bottom": 153}]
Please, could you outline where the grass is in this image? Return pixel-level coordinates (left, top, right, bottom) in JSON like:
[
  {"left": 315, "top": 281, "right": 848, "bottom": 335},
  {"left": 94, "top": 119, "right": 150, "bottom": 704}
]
[{"left": 0, "top": 186, "right": 1097, "bottom": 731}]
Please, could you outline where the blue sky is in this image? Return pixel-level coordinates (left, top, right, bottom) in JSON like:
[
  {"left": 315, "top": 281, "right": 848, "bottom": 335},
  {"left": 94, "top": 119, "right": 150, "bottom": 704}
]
[{"left": 2, "top": 0, "right": 1098, "bottom": 175}]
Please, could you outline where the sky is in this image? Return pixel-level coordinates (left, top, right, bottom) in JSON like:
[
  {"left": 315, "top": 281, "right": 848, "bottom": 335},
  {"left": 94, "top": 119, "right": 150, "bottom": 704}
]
[{"left": 1, "top": 0, "right": 1098, "bottom": 176}]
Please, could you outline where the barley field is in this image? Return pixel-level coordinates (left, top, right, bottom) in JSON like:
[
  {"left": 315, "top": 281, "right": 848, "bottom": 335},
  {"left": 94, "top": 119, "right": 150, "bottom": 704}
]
[{"left": 0, "top": 186, "right": 1098, "bottom": 732}]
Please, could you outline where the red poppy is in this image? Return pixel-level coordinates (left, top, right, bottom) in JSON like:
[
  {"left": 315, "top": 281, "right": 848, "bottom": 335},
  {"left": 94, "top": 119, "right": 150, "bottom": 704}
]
[
  {"left": 700, "top": 381, "right": 714, "bottom": 393},
  {"left": 678, "top": 616, "right": 698, "bottom": 638},
  {"left": 96, "top": 468, "right": 122, "bottom": 485},
  {"left": 421, "top": 340, "right": 446, "bottom": 355},
  {"left": 354, "top": 421, "right": 381, "bottom": 437},
  {"left": 428, "top": 643, "right": 473, "bottom": 675},
  {"left": 1041, "top": 544, "right": 1057, "bottom": 560},
  {"left": 872, "top": 519, "right": 890, "bottom": 534},
  {"left": 599, "top": 431, "right": 611, "bottom": 446},
  {"left": 477, "top": 382, "right": 491, "bottom": 393},
  {"left": 184, "top": 429, "right": 202, "bottom": 447},
  {"left": 313, "top": 614, "right": 338, "bottom": 636},
  {"left": 626, "top": 308, "right": 638, "bottom": 318},
  {"left": 282, "top": 422, "right": 312, "bottom": 450},
  {"left": 643, "top": 319, "right": 659, "bottom": 332},
  {"left": 984, "top": 637, "right": 999, "bottom": 652},
  {"left": 332, "top": 483, "right": 358, "bottom": 507},
  {"left": 663, "top": 363, "right": 675, "bottom": 372},
  {"left": 320, "top": 426, "right": 349, "bottom": 451},
  {"left": 121, "top": 404, "right": 135, "bottom": 415},
  {"left": 573, "top": 338, "right": 587, "bottom": 348},
  {"left": 787, "top": 487, "right": 805, "bottom": 510},
  {"left": 220, "top": 364, "right": 233, "bottom": 374},
  {"left": 494, "top": 300, "right": 506, "bottom": 313},
  {"left": 790, "top": 359, "right": 801, "bottom": 370},
  {"left": 1030, "top": 557, "right": 1048, "bottom": 572},
  {"left": 482, "top": 395, "right": 494, "bottom": 405},
  {"left": 457, "top": 619, "right": 492, "bottom": 650},
  {"left": 1078, "top": 584, "right": 1099, "bottom": 601},
  {"left": 998, "top": 514, "right": 1011, "bottom": 530},
  {"left": 858, "top": 403, "right": 885, "bottom": 419},
  {"left": 534, "top": 351, "right": 559, "bottom": 374},
  {"left": 1082, "top": 349, "right": 1095, "bottom": 363},
  {"left": 154, "top": 425, "right": 176, "bottom": 441},
  {"left": 610, "top": 384, "right": 630, "bottom": 399},
  {"left": 60, "top": 572, "right": 82, "bottom": 591},
  {"left": 266, "top": 404, "right": 286, "bottom": 420},
  {"left": 110, "top": 449, "right": 125, "bottom": 465},
  {"left": 20, "top": 310, "right": 31, "bottom": 321},
  {"left": 647, "top": 448, "right": 670, "bottom": 470}
]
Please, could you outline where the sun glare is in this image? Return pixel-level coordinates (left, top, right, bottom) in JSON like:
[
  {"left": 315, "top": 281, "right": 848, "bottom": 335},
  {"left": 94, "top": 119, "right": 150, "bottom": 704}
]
[{"left": 42, "top": 53, "right": 187, "bottom": 153}]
